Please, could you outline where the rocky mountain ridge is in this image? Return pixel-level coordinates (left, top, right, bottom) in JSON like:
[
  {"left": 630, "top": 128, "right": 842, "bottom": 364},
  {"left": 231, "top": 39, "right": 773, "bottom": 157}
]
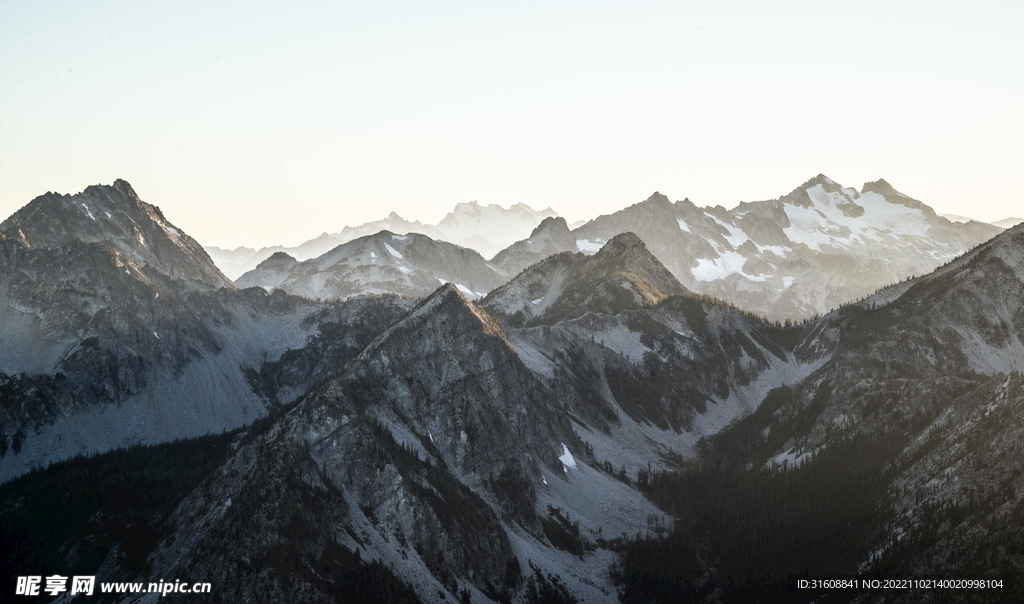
[{"left": 0, "top": 181, "right": 414, "bottom": 483}]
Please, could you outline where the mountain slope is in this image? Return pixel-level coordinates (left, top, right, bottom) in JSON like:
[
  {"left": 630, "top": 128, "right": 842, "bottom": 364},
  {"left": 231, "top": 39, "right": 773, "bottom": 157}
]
[
  {"left": 130, "top": 284, "right": 665, "bottom": 602},
  {"left": 0, "top": 182, "right": 411, "bottom": 483},
  {"left": 614, "top": 224, "right": 1024, "bottom": 600}
]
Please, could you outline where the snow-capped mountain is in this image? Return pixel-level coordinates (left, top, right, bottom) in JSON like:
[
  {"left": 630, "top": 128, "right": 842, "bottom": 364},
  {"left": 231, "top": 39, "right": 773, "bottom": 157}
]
[
  {"left": 0, "top": 181, "right": 412, "bottom": 482},
  {"left": 237, "top": 175, "right": 1000, "bottom": 323},
  {"left": 207, "top": 202, "right": 557, "bottom": 279},
  {"left": 568, "top": 175, "right": 1002, "bottom": 321},
  {"left": 237, "top": 231, "right": 510, "bottom": 301}
]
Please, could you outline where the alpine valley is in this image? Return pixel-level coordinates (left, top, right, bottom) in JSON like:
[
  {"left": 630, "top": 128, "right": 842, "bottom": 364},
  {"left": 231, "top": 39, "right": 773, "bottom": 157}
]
[{"left": 2, "top": 178, "right": 1023, "bottom": 603}]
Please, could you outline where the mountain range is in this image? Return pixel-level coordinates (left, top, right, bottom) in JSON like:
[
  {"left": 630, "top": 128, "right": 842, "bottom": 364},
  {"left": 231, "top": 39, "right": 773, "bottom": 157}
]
[
  {"left": 233, "top": 175, "right": 1002, "bottom": 323},
  {"left": 3, "top": 179, "right": 1024, "bottom": 602}
]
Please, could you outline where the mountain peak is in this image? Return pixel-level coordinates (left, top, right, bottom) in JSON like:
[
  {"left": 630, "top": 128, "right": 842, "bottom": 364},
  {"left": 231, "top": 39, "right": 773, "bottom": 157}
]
[
  {"left": 862, "top": 179, "right": 931, "bottom": 213},
  {"left": 529, "top": 215, "right": 571, "bottom": 239},
  {"left": 1, "top": 181, "right": 231, "bottom": 289},
  {"left": 644, "top": 191, "right": 672, "bottom": 207},
  {"left": 393, "top": 282, "right": 507, "bottom": 345},
  {"left": 112, "top": 178, "right": 140, "bottom": 200},
  {"left": 596, "top": 231, "right": 646, "bottom": 255}
]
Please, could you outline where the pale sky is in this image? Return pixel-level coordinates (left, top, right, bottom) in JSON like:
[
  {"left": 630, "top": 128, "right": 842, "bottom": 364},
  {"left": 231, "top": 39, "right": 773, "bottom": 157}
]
[{"left": 1, "top": 0, "right": 1022, "bottom": 249}]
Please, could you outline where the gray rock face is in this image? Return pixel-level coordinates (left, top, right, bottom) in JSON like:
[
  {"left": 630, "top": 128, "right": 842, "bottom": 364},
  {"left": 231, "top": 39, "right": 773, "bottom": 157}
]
[{"left": 235, "top": 251, "right": 298, "bottom": 290}]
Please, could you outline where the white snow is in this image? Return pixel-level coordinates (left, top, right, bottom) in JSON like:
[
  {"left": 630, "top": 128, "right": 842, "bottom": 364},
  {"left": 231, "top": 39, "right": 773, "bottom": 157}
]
[
  {"left": 758, "top": 244, "right": 790, "bottom": 257},
  {"left": 782, "top": 276, "right": 794, "bottom": 288},
  {"left": 676, "top": 218, "right": 691, "bottom": 233},
  {"left": 104, "top": 211, "right": 112, "bottom": 218},
  {"left": 708, "top": 215, "right": 749, "bottom": 248},
  {"left": 81, "top": 203, "right": 96, "bottom": 221},
  {"left": 770, "top": 447, "right": 815, "bottom": 470},
  {"left": 370, "top": 251, "right": 377, "bottom": 260},
  {"left": 391, "top": 234, "right": 408, "bottom": 241},
  {"left": 782, "top": 185, "right": 933, "bottom": 252},
  {"left": 398, "top": 266, "right": 412, "bottom": 275},
  {"left": 383, "top": 243, "right": 403, "bottom": 259},
  {"left": 531, "top": 298, "right": 544, "bottom": 305},
  {"left": 153, "top": 331, "right": 160, "bottom": 339},
  {"left": 166, "top": 226, "right": 180, "bottom": 237},
  {"left": 576, "top": 239, "right": 604, "bottom": 254},
  {"left": 559, "top": 443, "right": 577, "bottom": 470},
  {"left": 692, "top": 248, "right": 768, "bottom": 282}
]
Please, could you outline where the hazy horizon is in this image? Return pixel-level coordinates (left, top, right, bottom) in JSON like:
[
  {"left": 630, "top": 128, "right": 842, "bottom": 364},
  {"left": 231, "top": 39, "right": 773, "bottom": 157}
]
[{"left": 2, "top": 1, "right": 1022, "bottom": 249}]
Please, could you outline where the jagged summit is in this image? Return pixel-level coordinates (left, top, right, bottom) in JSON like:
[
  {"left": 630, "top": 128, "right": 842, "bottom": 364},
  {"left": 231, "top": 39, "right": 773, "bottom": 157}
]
[
  {"left": 643, "top": 191, "right": 672, "bottom": 207},
  {"left": 1, "top": 180, "right": 230, "bottom": 289},
  {"left": 569, "top": 176, "right": 1001, "bottom": 321},
  {"left": 490, "top": 216, "right": 577, "bottom": 275},
  {"left": 111, "top": 178, "right": 140, "bottom": 199}
]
